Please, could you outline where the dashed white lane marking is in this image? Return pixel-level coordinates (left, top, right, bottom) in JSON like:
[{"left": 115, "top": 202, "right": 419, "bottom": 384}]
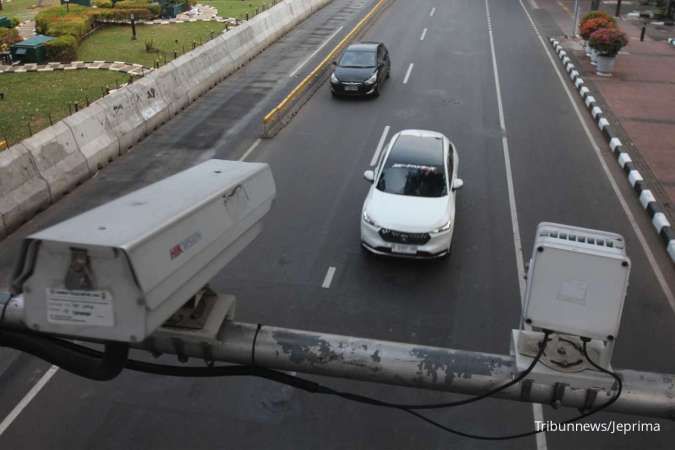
[
  {"left": 403, "top": 63, "right": 414, "bottom": 85},
  {"left": 289, "top": 26, "right": 344, "bottom": 78},
  {"left": 239, "top": 138, "right": 261, "bottom": 161},
  {"left": 0, "top": 365, "right": 59, "bottom": 437},
  {"left": 322, "top": 266, "right": 337, "bottom": 288},
  {"left": 371, "top": 125, "right": 391, "bottom": 166},
  {"left": 485, "top": 1, "right": 547, "bottom": 449},
  {"left": 420, "top": 28, "right": 428, "bottom": 41},
  {"left": 429, "top": 7, "right": 436, "bottom": 17},
  {"left": 517, "top": 0, "right": 675, "bottom": 311}
]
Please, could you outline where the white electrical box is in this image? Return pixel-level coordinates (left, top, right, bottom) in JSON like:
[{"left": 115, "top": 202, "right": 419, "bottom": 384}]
[
  {"left": 13, "top": 160, "right": 275, "bottom": 342},
  {"left": 523, "top": 222, "right": 630, "bottom": 341}
]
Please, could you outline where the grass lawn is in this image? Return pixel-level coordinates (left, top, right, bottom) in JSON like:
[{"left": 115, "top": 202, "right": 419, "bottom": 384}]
[
  {"left": 0, "top": 0, "right": 59, "bottom": 22},
  {"left": 0, "top": 70, "right": 128, "bottom": 146},
  {"left": 77, "top": 21, "right": 227, "bottom": 67},
  {"left": 202, "top": 0, "right": 271, "bottom": 19}
]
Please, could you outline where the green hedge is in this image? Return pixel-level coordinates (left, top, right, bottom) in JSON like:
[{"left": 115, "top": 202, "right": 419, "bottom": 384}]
[
  {"left": 35, "top": 6, "right": 95, "bottom": 40},
  {"left": 0, "top": 28, "right": 22, "bottom": 51},
  {"left": 0, "top": 17, "right": 21, "bottom": 29},
  {"left": 94, "top": 8, "right": 158, "bottom": 20},
  {"left": 45, "top": 35, "right": 78, "bottom": 62}
]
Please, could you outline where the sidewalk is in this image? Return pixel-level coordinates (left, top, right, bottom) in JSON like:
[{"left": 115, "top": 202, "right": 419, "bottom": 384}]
[{"left": 538, "top": 0, "right": 675, "bottom": 220}]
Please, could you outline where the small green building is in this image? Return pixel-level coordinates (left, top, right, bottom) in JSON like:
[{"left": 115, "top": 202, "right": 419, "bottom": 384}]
[
  {"left": 10, "top": 35, "right": 56, "bottom": 64},
  {"left": 0, "top": 17, "right": 14, "bottom": 29}
]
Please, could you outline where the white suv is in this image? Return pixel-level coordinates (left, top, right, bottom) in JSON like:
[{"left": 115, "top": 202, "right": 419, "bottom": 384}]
[{"left": 360, "top": 129, "right": 463, "bottom": 258}]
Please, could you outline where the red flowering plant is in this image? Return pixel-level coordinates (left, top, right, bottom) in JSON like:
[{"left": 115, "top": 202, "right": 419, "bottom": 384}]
[
  {"left": 589, "top": 28, "right": 628, "bottom": 57},
  {"left": 579, "top": 17, "right": 615, "bottom": 41}
]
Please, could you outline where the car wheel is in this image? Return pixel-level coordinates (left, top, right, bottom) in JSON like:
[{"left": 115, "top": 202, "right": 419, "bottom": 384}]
[{"left": 386, "top": 69, "right": 390, "bottom": 80}]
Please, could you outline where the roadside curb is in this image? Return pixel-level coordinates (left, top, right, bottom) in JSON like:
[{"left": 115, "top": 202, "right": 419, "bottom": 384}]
[
  {"left": 0, "top": 61, "right": 152, "bottom": 76},
  {"left": 549, "top": 38, "right": 674, "bottom": 264}
]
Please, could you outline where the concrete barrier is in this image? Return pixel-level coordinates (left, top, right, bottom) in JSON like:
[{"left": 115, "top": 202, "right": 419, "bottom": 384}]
[
  {"left": 0, "top": 144, "right": 50, "bottom": 237},
  {"left": 0, "top": 0, "right": 331, "bottom": 236},
  {"left": 22, "top": 122, "right": 89, "bottom": 201},
  {"left": 98, "top": 88, "right": 147, "bottom": 152},
  {"left": 63, "top": 103, "right": 120, "bottom": 172}
]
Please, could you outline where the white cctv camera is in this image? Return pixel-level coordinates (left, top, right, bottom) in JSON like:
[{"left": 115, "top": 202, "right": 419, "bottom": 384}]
[{"left": 11, "top": 160, "right": 276, "bottom": 342}]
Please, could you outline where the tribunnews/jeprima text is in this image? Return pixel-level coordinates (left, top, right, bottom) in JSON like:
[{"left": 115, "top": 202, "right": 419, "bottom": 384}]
[{"left": 535, "top": 421, "right": 661, "bottom": 434}]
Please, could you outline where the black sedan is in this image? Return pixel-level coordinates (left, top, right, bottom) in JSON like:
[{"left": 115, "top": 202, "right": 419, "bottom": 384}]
[{"left": 330, "top": 42, "right": 391, "bottom": 97}]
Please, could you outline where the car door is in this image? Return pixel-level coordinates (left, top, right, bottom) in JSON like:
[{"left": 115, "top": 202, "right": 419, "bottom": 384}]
[
  {"left": 446, "top": 142, "right": 456, "bottom": 212},
  {"left": 376, "top": 45, "right": 385, "bottom": 83}
]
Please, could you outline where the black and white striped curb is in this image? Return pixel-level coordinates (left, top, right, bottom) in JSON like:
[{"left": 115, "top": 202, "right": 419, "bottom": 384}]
[
  {"left": 668, "top": 38, "right": 675, "bottom": 47},
  {"left": 0, "top": 61, "right": 152, "bottom": 76},
  {"left": 549, "top": 38, "right": 674, "bottom": 264}
]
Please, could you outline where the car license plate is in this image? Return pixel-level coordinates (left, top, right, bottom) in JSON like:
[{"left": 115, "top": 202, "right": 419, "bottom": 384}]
[
  {"left": 392, "top": 244, "right": 417, "bottom": 255},
  {"left": 344, "top": 85, "right": 358, "bottom": 91}
]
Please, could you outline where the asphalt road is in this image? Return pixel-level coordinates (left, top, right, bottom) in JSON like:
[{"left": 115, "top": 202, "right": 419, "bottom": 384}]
[{"left": 1, "top": 0, "right": 674, "bottom": 449}]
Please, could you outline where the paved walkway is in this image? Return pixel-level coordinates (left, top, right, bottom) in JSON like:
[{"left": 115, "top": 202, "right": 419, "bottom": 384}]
[
  {"left": 16, "top": 20, "right": 36, "bottom": 40},
  {"left": 541, "top": 0, "right": 675, "bottom": 217}
]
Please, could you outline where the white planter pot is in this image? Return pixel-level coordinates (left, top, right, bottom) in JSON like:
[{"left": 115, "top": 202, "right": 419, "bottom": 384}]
[
  {"left": 590, "top": 48, "right": 598, "bottom": 66},
  {"left": 596, "top": 55, "right": 616, "bottom": 76}
]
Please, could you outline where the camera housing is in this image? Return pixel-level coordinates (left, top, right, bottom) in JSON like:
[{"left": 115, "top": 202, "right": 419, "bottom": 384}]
[{"left": 12, "top": 160, "right": 275, "bottom": 342}]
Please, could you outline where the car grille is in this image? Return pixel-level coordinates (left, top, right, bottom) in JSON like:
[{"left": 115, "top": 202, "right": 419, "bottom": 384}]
[{"left": 379, "top": 229, "right": 430, "bottom": 245}]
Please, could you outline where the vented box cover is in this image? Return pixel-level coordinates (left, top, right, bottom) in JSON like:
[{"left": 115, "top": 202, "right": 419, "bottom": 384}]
[{"left": 523, "top": 222, "right": 630, "bottom": 340}]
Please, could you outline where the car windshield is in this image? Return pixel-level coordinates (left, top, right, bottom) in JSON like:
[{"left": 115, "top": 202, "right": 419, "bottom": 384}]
[
  {"left": 376, "top": 135, "right": 447, "bottom": 197},
  {"left": 339, "top": 50, "right": 376, "bottom": 68}
]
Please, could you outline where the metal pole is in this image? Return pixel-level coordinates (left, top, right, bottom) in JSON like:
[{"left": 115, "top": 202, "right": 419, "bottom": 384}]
[
  {"left": 131, "top": 14, "right": 137, "bottom": 41},
  {"left": 141, "top": 321, "right": 675, "bottom": 419},
  {"left": 615, "top": 0, "right": 622, "bottom": 17},
  {"left": 1, "top": 296, "right": 674, "bottom": 420},
  {"left": 572, "top": 0, "right": 581, "bottom": 37}
]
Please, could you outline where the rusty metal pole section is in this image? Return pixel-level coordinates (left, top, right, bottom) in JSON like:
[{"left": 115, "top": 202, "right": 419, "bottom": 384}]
[{"left": 1, "top": 295, "right": 674, "bottom": 420}]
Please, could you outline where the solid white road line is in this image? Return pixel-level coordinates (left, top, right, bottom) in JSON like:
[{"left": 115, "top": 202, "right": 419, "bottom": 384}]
[
  {"left": 322, "top": 266, "right": 337, "bottom": 288},
  {"left": 528, "top": 0, "right": 540, "bottom": 9},
  {"left": 517, "top": 0, "right": 675, "bottom": 310},
  {"left": 371, "top": 125, "right": 391, "bottom": 166},
  {"left": 430, "top": 7, "right": 436, "bottom": 17},
  {"left": 289, "top": 26, "right": 344, "bottom": 78},
  {"left": 0, "top": 365, "right": 59, "bottom": 437},
  {"left": 420, "top": 28, "right": 428, "bottom": 41},
  {"left": 239, "top": 138, "right": 262, "bottom": 161},
  {"left": 403, "top": 63, "right": 414, "bottom": 84},
  {"left": 485, "top": 1, "right": 547, "bottom": 449}
]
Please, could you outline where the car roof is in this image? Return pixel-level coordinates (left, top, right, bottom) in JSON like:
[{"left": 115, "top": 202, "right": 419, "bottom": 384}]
[
  {"left": 387, "top": 133, "right": 445, "bottom": 166},
  {"left": 345, "top": 42, "right": 380, "bottom": 52}
]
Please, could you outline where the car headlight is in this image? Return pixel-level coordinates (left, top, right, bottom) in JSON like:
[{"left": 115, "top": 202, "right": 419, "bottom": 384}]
[
  {"left": 432, "top": 220, "right": 453, "bottom": 233},
  {"left": 362, "top": 210, "right": 378, "bottom": 227},
  {"left": 364, "top": 72, "right": 378, "bottom": 85},
  {"left": 330, "top": 73, "right": 339, "bottom": 84}
]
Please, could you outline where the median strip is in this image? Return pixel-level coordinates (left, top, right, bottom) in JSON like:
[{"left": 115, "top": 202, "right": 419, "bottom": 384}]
[{"left": 262, "top": 0, "right": 391, "bottom": 138}]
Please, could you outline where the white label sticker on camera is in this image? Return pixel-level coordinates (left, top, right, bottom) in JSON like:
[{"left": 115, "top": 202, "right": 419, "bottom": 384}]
[{"left": 46, "top": 288, "right": 114, "bottom": 327}]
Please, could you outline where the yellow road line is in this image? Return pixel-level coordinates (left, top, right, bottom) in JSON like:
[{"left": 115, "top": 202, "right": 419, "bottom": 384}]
[{"left": 263, "top": 0, "right": 388, "bottom": 125}]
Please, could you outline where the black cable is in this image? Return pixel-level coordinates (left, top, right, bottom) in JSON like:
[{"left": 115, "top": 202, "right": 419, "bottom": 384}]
[
  {"left": 0, "top": 328, "right": 129, "bottom": 381},
  {"left": 0, "top": 294, "right": 13, "bottom": 325},
  {"left": 251, "top": 323, "right": 262, "bottom": 366}
]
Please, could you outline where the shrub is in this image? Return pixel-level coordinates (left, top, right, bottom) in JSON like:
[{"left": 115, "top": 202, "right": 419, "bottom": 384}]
[
  {"left": 0, "top": 17, "right": 21, "bottom": 29},
  {"left": 45, "top": 35, "right": 78, "bottom": 62},
  {"left": 92, "top": 7, "right": 157, "bottom": 20},
  {"left": 93, "top": 0, "right": 114, "bottom": 7},
  {"left": 589, "top": 28, "right": 628, "bottom": 56},
  {"left": 580, "top": 10, "right": 613, "bottom": 24},
  {"left": 579, "top": 17, "right": 615, "bottom": 40},
  {"left": 0, "top": 28, "right": 22, "bottom": 51},
  {"left": 35, "top": 6, "right": 95, "bottom": 40}
]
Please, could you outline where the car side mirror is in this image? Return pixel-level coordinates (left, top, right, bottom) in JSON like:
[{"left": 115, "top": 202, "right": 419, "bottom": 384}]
[
  {"left": 363, "top": 170, "right": 375, "bottom": 183},
  {"left": 452, "top": 178, "right": 464, "bottom": 191}
]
